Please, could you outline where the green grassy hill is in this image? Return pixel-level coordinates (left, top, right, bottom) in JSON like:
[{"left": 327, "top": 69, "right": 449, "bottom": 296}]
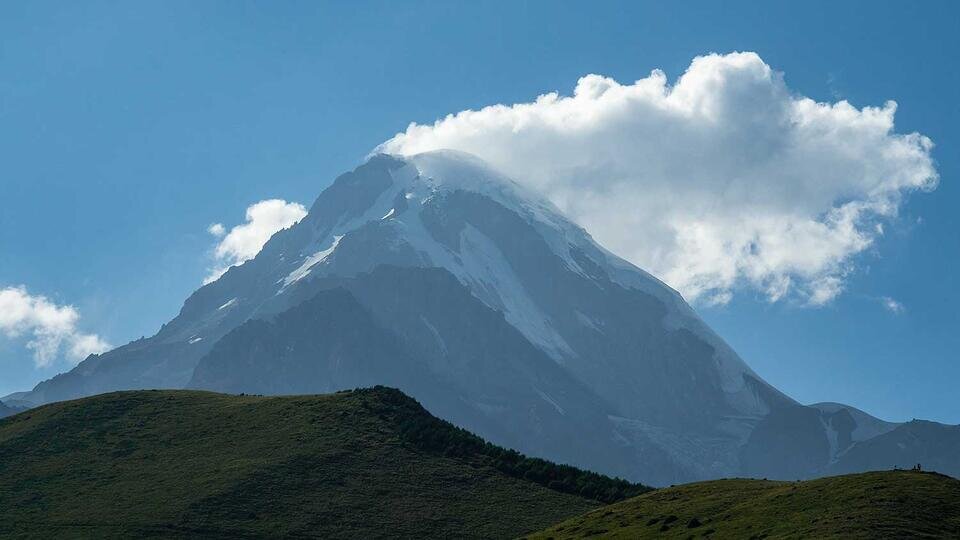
[
  {"left": 0, "top": 388, "right": 646, "bottom": 539},
  {"left": 525, "top": 470, "right": 960, "bottom": 539}
]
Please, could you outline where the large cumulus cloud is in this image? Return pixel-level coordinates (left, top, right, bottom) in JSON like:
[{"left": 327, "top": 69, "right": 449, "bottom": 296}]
[{"left": 380, "top": 52, "right": 937, "bottom": 305}]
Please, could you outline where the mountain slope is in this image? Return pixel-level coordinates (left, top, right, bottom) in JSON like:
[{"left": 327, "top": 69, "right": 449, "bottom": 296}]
[
  {"left": 0, "top": 388, "right": 641, "bottom": 539},
  {"left": 827, "top": 420, "right": 960, "bottom": 478},
  {"left": 188, "top": 266, "right": 672, "bottom": 482},
  {"left": 0, "top": 402, "right": 24, "bottom": 419},
  {"left": 526, "top": 471, "right": 960, "bottom": 539}
]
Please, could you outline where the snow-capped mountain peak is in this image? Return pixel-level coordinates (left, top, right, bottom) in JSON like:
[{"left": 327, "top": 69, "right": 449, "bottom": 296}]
[
  {"left": 209, "top": 151, "right": 783, "bottom": 422},
  {"left": 24, "top": 150, "right": 870, "bottom": 487}
]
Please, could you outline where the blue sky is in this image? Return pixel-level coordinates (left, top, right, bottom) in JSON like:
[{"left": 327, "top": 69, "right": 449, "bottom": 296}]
[{"left": 1, "top": 1, "right": 957, "bottom": 423}]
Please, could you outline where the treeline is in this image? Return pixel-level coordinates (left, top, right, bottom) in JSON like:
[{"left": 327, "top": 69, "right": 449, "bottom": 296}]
[{"left": 356, "top": 386, "right": 651, "bottom": 504}]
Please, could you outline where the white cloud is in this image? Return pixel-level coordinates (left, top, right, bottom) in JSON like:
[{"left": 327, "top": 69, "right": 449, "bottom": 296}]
[
  {"left": 0, "top": 286, "right": 111, "bottom": 368},
  {"left": 881, "top": 296, "right": 905, "bottom": 314},
  {"left": 205, "top": 199, "right": 307, "bottom": 283},
  {"left": 380, "top": 52, "right": 938, "bottom": 305},
  {"left": 207, "top": 223, "right": 226, "bottom": 237}
]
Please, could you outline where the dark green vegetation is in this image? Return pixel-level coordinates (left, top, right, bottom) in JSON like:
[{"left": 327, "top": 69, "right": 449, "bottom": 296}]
[
  {"left": 0, "top": 388, "right": 637, "bottom": 539},
  {"left": 391, "top": 391, "right": 649, "bottom": 503},
  {"left": 526, "top": 470, "right": 960, "bottom": 539}
]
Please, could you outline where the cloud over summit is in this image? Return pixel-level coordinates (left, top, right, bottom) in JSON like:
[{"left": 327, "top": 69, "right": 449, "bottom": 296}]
[{"left": 381, "top": 52, "right": 938, "bottom": 305}]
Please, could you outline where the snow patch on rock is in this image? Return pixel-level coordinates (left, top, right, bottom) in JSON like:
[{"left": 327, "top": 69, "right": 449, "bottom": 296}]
[{"left": 283, "top": 235, "right": 343, "bottom": 286}]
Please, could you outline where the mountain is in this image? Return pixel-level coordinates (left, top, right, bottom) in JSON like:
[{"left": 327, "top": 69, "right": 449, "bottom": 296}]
[
  {"left": 0, "top": 388, "right": 645, "bottom": 539},
  {"left": 737, "top": 402, "right": 960, "bottom": 481},
  {"left": 0, "top": 401, "right": 25, "bottom": 419},
  {"left": 526, "top": 470, "right": 960, "bottom": 539},
  {"left": 826, "top": 420, "right": 960, "bottom": 478},
  {"left": 12, "top": 150, "right": 958, "bottom": 485}
]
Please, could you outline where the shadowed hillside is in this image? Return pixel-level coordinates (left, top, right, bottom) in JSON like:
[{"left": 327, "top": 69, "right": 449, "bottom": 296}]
[
  {"left": 0, "top": 388, "right": 647, "bottom": 539},
  {"left": 525, "top": 470, "right": 960, "bottom": 539}
]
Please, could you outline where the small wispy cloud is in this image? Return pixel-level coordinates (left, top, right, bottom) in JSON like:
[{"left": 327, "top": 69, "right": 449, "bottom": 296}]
[
  {"left": 0, "top": 286, "right": 111, "bottom": 367},
  {"left": 204, "top": 199, "right": 307, "bottom": 284},
  {"left": 880, "top": 296, "right": 905, "bottom": 314},
  {"left": 207, "top": 223, "right": 226, "bottom": 237}
]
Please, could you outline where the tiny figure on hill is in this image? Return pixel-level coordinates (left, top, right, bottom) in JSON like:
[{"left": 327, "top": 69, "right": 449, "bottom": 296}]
[{"left": 912, "top": 463, "right": 923, "bottom": 472}]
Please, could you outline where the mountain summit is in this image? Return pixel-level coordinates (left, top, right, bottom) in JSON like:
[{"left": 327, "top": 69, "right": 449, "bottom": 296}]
[{"left": 12, "top": 151, "right": 958, "bottom": 485}]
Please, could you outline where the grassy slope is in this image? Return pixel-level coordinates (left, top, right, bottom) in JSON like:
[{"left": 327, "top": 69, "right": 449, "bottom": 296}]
[
  {"left": 525, "top": 470, "right": 960, "bottom": 539},
  {"left": 0, "top": 388, "right": 606, "bottom": 539}
]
